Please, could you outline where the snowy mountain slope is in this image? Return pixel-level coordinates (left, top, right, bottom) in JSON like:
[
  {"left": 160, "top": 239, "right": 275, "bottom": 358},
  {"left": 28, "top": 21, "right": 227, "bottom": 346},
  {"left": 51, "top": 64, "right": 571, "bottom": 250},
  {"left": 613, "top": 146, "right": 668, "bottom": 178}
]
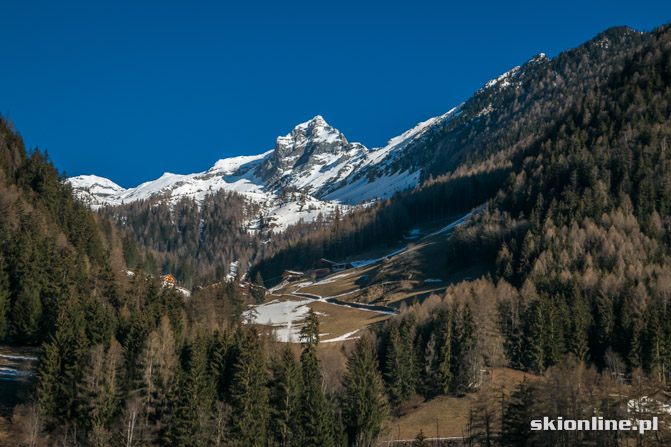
[
  {"left": 322, "top": 106, "right": 462, "bottom": 203},
  {"left": 68, "top": 52, "right": 553, "bottom": 230},
  {"left": 67, "top": 111, "right": 458, "bottom": 228},
  {"left": 69, "top": 175, "right": 126, "bottom": 207},
  {"left": 116, "top": 151, "right": 272, "bottom": 205}
]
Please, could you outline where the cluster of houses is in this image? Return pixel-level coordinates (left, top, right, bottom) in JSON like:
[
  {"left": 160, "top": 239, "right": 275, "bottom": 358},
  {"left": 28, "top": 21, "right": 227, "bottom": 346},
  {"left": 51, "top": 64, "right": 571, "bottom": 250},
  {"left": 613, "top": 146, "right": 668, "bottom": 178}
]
[
  {"left": 281, "top": 258, "right": 353, "bottom": 282},
  {"left": 162, "top": 273, "right": 257, "bottom": 296},
  {"left": 201, "top": 279, "right": 254, "bottom": 295}
]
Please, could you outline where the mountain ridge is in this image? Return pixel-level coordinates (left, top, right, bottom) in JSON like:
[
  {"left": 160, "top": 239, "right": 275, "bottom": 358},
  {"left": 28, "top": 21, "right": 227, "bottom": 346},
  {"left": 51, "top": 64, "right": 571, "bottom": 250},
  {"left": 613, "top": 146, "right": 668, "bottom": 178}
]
[
  {"left": 68, "top": 111, "right": 450, "bottom": 206},
  {"left": 68, "top": 110, "right": 462, "bottom": 229},
  {"left": 69, "top": 26, "right": 647, "bottom": 236}
]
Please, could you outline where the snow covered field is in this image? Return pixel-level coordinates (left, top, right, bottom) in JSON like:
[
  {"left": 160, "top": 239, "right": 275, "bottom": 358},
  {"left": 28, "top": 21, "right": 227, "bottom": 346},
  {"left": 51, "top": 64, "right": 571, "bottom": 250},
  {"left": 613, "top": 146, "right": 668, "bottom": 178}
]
[{"left": 243, "top": 298, "right": 312, "bottom": 342}]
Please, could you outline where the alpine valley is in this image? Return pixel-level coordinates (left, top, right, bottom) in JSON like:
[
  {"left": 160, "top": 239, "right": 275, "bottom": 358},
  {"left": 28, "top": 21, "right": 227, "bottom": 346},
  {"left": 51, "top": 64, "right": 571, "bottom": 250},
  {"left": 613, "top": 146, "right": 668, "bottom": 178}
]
[
  {"left": 69, "top": 25, "right": 648, "bottom": 287},
  {"left": 3, "top": 21, "right": 671, "bottom": 447}
]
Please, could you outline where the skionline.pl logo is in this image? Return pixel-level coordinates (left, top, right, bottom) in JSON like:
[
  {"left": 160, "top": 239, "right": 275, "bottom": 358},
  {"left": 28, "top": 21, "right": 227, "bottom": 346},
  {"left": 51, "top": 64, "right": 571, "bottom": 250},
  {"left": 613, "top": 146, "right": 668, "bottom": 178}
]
[{"left": 531, "top": 417, "right": 658, "bottom": 434}]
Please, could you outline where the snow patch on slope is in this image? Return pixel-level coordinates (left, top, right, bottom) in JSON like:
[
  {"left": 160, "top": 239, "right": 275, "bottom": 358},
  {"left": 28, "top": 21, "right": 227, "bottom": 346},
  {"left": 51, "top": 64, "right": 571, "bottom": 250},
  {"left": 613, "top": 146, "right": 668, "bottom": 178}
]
[
  {"left": 484, "top": 66, "right": 521, "bottom": 90},
  {"left": 243, "top": 298, "right": 312, "bottom": 343}
]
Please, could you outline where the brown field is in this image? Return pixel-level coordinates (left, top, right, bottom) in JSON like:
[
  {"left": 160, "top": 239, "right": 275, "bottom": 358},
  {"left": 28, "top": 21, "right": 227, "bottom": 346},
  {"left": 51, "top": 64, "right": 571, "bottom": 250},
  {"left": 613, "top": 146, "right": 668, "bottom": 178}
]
[
  {"left": 382, "top": 394, "right": 472, "bottom": 441},
  {"left": 250, "top": 295, "right": 391, "bottom": 345},
  {"left": 307, "top": 300, "right": 390, "bottom": 341},
  {"left": 272, "top": 213, "right": 490, "bottom": 313},
  {"left": 295, "top": 271, "right": 363, "bottom": 298},
  {"left": 382, "top": 368, "right": 536, "bottom": 441}
]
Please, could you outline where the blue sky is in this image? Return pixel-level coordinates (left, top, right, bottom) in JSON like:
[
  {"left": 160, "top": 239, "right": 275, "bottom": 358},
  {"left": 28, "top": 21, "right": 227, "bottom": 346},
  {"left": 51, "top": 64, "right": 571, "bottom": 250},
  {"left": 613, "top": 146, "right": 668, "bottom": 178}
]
[{"left": 2, "top": 1, "right": 670, "bottom": 187}]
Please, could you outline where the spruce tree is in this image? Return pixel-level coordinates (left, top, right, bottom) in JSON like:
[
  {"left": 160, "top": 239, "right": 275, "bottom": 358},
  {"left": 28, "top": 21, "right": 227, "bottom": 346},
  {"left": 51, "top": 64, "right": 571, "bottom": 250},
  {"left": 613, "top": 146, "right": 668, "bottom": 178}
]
[
  {"left": 252, "top": 272, "right": 266, "bottom": 304},
  {"left": 436, "top": 309, "right": 453, "bottom": 394},
  {"left": 384, "top": 323, "right": 407, "bottom": 407},
  {"left": 521, "top": 300, "right": 545, "bottom": 374},
  {"left": 300, "top": 308, "right": 320, "bottom": 346},
  {"left": 229, "top": 328, "right": 269, "bottom": 447},
  {"left": 38, "top": 307, "right": 83, "bottom": 421},
  {"left": 38, "top": 335, "right": 65, "bottom": 420},
  {"left": 568, "top": 285, "right": 590, "bottom": 363},
  {"left": 341, "top": 337, "right": 388, "bottom": 447},
  {"left": 10, "top": 278, "right": 43, "bottom": 344},
  {"left": 501, "top": 380, "right": 535, "bottom": 447},
  {"left": 270, "top": 345, "right": 301, "bottom": 447},
  {"left": 414, "top": 430, "right": 428, "bottom": 447},
  {"left": 298, "top": 312, "right": 333, "bottom": 447},
  {"left": 165, "top": 338, "right": 216, "bottom": 447},
  {"left": 79, "top": 338, "right": 125, "bottom": 431}
]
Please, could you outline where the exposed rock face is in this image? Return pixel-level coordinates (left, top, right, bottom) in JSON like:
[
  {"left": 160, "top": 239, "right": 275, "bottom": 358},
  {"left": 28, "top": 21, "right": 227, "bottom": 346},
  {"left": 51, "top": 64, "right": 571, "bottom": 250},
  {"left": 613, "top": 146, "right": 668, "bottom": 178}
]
[{"left": 258, "top": 115, "right": 367, "bottom": 191}]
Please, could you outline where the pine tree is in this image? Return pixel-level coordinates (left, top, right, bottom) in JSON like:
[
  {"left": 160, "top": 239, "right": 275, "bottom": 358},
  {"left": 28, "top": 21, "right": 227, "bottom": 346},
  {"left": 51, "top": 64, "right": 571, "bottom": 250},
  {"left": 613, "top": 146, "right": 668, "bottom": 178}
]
[
  {"left": 501, "top": 380, "right": 535, "bottom": 447},
  {"left": 10, "top": 277, "right": 43, "bottom": 344},
  {"left": 300, "top": 308, "right": 320, "bottom": 346},
  {"left": 384, "top": 323, "right": 408, "bottom": 407},
  {"left": 251, "top": 272, "right": 266, "bottom": 304},
  {"left": 165, "top": 338, "right": 216, "bottom": 447},
  {"left": 521, "top": 300, "right": 545, "bottom": 374},
  {"left": 229, "top": 328, "right": 269, "bottom": 447},
  {"left": 436, "top": 310, "right": 453, "bottom": 394},
  {"left": 298, "top": 313, "right": 333, "bottom": 447},
  {"left": 413, "top": 430, "right": 428, "bottom": 447},
  {"left": 341, "top": 337, "right": 388, "bottom": 447},
  {"left": 270, "top": 345, "right": 301, "bottom": 447}
]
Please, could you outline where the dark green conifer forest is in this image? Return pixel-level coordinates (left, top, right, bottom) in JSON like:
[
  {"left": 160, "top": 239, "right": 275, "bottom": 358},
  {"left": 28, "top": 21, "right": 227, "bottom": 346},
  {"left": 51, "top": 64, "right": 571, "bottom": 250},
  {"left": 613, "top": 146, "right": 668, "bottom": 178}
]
[{"left": 3, "top": 22, "right": 671, "bottom": 447}]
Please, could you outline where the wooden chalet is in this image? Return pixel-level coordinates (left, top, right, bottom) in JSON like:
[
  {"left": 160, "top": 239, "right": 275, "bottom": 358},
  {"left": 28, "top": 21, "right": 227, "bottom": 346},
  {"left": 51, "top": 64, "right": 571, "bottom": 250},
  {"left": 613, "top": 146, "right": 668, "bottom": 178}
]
[
  {"left": 281, "top": 270, "right": 305, "bottom": 282},
  {"left": 311, "top": 258, "right": 353, "bottom": 275},
  {"left": 331, "top": 261, "right": 353, "bottom": 272},
  {"left": 161, "top": 274, "right": 176, "bottom": 286},
  {"left": 312, "top": 258, "right": 335, "bottom": 270}
]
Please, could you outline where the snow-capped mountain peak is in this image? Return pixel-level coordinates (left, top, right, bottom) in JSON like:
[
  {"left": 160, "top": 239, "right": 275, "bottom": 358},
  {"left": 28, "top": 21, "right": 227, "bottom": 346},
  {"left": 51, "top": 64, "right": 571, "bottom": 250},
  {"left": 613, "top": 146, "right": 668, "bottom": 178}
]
[
  {"left": 67, "top": 47, "right": 535, "bottom": 230},
  {"left": 258, "top": 115, "right": 364, "bottom": 188},
  {"left": 68, "top": 174, "right": 127, "bottom": 207},
  {"left": 68, "top": 174, "right": 125, "bottom": 193},
  {"left": 278, "top": 115, "right": 350, "bottom": 151},
  {"left": 67, "top": 106, "right": 466, "bottom": 229}
]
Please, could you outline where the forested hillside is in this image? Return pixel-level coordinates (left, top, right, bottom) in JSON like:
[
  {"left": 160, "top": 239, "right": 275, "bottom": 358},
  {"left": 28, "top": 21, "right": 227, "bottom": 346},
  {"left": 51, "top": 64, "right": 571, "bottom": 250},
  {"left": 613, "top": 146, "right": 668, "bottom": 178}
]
[
  {"left": 0, "top": 117, "right": 117, "bottom": 346},
  {"left": 0, "top": 117, "right": 390, "bottom": 447},
  {"left": 249, "top": 23, "right": 671, "bottom": 446},
  {"left": 4, "top": 21, "right": 671, "bottom": 447},
  {"left": 253, "top": 26, "right": 652, "bottom": 282},
  {"left": 99, "top": 192, "right": 261, "bottom": 287},
  {"left": 451, "top": 22, "right": 671, "bottom": 376},
  {"left": 394, "top": 23, "right": 671, "bottom": 446}
]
